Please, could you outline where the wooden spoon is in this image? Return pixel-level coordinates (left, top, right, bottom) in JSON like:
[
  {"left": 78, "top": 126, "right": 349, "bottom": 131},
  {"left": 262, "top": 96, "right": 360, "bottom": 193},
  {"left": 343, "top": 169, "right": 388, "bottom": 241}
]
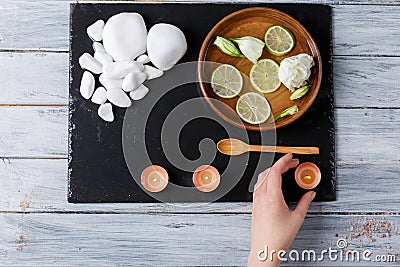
[{"left": 217, "top": 138, "right": 319, "bottom": 156}]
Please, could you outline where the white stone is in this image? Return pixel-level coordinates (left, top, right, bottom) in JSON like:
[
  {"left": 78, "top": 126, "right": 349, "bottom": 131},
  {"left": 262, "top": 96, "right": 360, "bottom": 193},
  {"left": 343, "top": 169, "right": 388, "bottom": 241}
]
[
  {"left": 107, "top": 88, "right": 132, "bottom": 108},
  {"left": 93, "top": 42, "right": 105, "bottom": 53},
  {"left": 122, "top": 72, "right": 147, "bottom": 92},
  {"left": 80, "top": 71, "right": 95, "bottom": 99},
  {"left": 103, "top": 13, "right": 147, "bottom": 61},
  {"left": 147, "top": 23, "right": 187, "bottom": 71},
  {"left": 143, "top": 65, "right": 163, "bottom": 80},
  {"left": 94, "top": 51, "right": 113, "bottom": 66},
  {"left": 91, "top": 87, "right": 107, "bottom": 105},
  {"left": 79, "top": 53, "right": 102, "bottom": 74},
  {"left": 129, "top": 84, "right": 149, "bottom": 100},
  {"left": 102, "top": 61, "right": 144, "bottom": 79},
  {"left": 98, "top": 103, "right": 114, "bottom": 122},
  {"left": 99, "top": 74, "right": 123, "bottom": 90},
  {"left": 136, "top": 54, "right": 150, "bottom": 64},
  {"left": 87, "top": 20, "right": 105, "bottom": 42}
]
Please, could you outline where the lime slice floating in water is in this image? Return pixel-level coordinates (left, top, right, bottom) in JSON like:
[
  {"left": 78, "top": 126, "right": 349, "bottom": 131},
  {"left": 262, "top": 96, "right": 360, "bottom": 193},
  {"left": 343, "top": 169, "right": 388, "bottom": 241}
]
[
  {"left": 265, "top": 25, "right": 295, "bottom": 56},
  {"left": 211, "top": 64, "right": 243, "bottom": 98},
  {"left": 250, "top": 59, "right": 281, "bottom": 94},
  {"left": 236, "top": 92, "right": 271, "bottom": 124}
]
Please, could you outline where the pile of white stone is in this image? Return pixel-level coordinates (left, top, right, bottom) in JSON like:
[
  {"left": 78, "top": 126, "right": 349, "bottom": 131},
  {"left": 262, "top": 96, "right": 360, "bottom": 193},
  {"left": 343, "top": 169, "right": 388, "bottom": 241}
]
[{"left": 78, "top": 12, "right": 187, "bottom": 122}]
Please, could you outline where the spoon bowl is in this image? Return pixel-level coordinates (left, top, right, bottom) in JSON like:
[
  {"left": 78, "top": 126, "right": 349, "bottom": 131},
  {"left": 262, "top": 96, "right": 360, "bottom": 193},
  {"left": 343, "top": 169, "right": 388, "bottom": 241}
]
[{"left": 217, "top": 139, "right": 248, "bottom": 156}]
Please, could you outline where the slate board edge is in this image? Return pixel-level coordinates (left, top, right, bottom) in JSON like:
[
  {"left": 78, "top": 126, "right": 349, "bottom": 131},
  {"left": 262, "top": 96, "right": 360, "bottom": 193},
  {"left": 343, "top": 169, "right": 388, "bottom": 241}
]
[{"left": 67, "top": 3, "right": 335, "bottom": 203}]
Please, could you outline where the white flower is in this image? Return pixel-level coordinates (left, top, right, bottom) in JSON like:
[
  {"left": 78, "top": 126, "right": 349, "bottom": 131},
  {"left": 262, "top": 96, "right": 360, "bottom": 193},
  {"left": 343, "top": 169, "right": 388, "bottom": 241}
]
[
  {"left": 278, "top": 53, "right": 314, "bottom": 92},
  {"left": 230, "top": 36, "right": 265, "bottom": 64}
]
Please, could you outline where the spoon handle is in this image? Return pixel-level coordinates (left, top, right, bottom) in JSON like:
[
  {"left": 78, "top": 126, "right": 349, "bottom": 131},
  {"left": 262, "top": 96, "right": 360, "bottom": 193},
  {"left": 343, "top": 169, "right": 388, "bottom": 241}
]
[{"left": 248, "top": 145, "right": 319, "bottom": 155}]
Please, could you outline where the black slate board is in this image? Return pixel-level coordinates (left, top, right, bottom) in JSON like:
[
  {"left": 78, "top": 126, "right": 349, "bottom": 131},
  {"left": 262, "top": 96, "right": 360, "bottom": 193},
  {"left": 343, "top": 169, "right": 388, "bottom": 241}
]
[{"left": 69, "top": 3, "right": 335, "bottom": 203}]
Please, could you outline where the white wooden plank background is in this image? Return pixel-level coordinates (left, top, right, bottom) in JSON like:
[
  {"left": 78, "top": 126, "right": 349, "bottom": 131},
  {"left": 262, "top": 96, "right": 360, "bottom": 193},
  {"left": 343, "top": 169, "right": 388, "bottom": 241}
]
[
  {"left": 0, "top": 214, "right": 399, "bottom": 266},
  {"left": 2, "top": 2, "right": 400, "bottom": 56},
  {"left": 0, "top": 0, "right": 400, "bottom": 266}
]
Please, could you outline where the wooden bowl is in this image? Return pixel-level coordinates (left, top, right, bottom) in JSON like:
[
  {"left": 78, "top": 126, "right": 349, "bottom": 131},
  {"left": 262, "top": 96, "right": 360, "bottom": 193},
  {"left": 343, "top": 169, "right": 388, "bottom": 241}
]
[{"left": 198, "top": 7, "right": 322, "bottom": 131}]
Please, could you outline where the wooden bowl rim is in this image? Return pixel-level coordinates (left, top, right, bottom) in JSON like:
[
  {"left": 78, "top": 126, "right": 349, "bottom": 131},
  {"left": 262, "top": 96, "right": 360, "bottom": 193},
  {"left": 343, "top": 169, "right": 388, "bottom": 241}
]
[{"left": 197, "top": 7, "right": 323, "bottom": 131}]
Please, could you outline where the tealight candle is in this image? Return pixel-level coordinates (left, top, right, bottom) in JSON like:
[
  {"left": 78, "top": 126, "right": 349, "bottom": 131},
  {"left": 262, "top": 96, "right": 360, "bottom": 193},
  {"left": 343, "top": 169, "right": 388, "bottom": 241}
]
[
  {"left": 193, "top": 165, "right": 220, "bottom": 192},
  {"left": 295, "top": 162, "right": 321, "bottom": 190},
  {"left": 141, "top": 165, "right": 169, "bottom": 192}
]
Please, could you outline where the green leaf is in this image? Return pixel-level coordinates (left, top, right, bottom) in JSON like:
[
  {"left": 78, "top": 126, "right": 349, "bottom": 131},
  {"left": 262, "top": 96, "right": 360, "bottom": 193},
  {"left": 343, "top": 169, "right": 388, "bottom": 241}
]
[
  {"left": 290, "top": 85, "right": 311, "bottom": 100},
  {"left": 274, "top": 105, "right": 299, "bottom": 122}
]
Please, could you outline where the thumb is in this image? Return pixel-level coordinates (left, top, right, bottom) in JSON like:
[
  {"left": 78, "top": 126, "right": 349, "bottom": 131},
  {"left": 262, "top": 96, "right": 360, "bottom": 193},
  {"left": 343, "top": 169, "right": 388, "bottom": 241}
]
[{"left": 293, "top": 191, "right": 316, "bottom": 220}]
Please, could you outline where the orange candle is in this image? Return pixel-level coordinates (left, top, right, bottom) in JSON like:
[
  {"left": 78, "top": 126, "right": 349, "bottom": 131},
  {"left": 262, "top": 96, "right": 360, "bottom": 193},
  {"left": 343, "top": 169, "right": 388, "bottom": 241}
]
[
  {"left": 295, "top": 162, "right": 321, "bottom": 190},
  {"left": 141, "top": 165, "right": 169, "bottom": 192},
  {"left": 193, "top": 165, "right": 220, "bottom": 192}
]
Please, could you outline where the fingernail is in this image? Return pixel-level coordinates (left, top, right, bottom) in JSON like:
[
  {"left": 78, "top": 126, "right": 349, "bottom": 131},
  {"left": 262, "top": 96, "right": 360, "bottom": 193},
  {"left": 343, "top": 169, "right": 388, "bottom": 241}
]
[{"left": 310, "top": 191, "right": 316, "bottom": 200}]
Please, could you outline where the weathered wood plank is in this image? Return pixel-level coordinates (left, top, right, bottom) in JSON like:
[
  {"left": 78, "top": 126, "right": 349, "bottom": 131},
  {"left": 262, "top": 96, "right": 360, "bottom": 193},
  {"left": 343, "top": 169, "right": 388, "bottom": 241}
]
[
  {"left": 334, "top": 56, "right": 400, "bottom": 108},
  {"left": 0, "top": 53, "right": 68, "bottom": 105},
  {"left": 0, "top": 1, "right": 69, "bottom": 51},
  {"left": 0, "top": 107, "right": 68, "bottom": 158},
  {"left": 333, "top": 5, "right": 400, "bottom": 56},
  {"left": 0, "top": 213, "right": 399, "bottom": 266},
  {"left": 1, "top": 158, "right": 400, "bottom": 213},
  {"left": 336, "top": 108, "right": 400, "bottom": 162},
  {"left": 1, "top": 106, "right": 399, "bottom": 160},
  {"left": 2, "top": 53, "right": 399, "bottom": 108},
  {"left": 1, "top": 2, "right": 400, "bottom": 56}
]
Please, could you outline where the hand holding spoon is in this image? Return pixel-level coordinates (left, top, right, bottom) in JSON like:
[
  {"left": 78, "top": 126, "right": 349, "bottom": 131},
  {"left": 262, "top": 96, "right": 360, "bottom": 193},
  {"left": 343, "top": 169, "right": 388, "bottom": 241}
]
[{"left": 217, "top": 138, "right": 319, "bottom": 156}]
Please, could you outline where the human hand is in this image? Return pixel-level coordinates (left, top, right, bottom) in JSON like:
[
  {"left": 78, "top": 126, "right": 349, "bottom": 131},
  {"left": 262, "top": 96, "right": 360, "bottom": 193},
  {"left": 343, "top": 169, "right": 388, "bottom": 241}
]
[{"left": 248, "top": 153, "right": 316, "bottom": 267}]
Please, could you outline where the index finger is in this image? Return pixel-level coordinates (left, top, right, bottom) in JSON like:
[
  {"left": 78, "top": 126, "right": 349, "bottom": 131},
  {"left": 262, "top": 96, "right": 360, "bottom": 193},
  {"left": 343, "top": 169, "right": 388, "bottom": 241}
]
[
  {"left": 267, "top": 153, "right": 299, "bottom": 195},
  {"left": 273, "top": 153, "right": 299, "bottom": 174}
]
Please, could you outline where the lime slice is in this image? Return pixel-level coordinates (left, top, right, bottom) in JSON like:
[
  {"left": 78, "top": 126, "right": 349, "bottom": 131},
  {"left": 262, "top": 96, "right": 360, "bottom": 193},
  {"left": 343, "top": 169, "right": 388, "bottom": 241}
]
[
  {"left": 250, "top": 59, "right": 281, "bottom": 93},
  {"left": 265, "top": 25, "right": 295, "bottom": 56},
  {"left": 236, "top": 92, "right": 271, "bottom": 124},
  {"left": 211, "top": 64, "right": 243, "bottom": 98}
]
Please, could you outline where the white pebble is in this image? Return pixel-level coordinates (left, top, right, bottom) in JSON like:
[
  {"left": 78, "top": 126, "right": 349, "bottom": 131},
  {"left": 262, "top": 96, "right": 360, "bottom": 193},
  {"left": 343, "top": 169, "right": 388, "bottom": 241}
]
[
  {"left": 129, "top": 84, "right": 149, "bottom": 100},
  {"left": 102, "top": 61, "right": 144, "bottom": 79},
  {"left": 103, "top": 13, "right": 147, "bottom": 61},
  {"left": 122, "top": 72, "right": 147, "bottom": 92},
  {"left": 93, "top": 42, "right": 105, "bottom": 53},
  {"left": 94, "top": 51, "right": 113, "bottom": 66},
  {"left": 80, "top": 71, "right": 95, "bottom": 99},
  {"left": 79, "top": 53, "right": 102, "bottom": 74},
  {"left": 99, "top": 74, "right": 123, "bottom": 90},
  {"left": 98, "top": 103, "right": 114, "bottom": 122},
  {"left": 107, "top": 88, "right": 132, "bottom": 107},
  {"left": 136, "top": 54, "right": 150, "bottom": 64},
  {"left": 91, "top": 87, "right": 107, "bottom": 104},
  {"left": 147, "top": 23, "right": 187, "bottom": 71},
  {"left": 143, "top": 65, "right": 163, "bottom": 80},
  {"left": 87, "top": 20, "right": 105, "bottom": 42}
]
